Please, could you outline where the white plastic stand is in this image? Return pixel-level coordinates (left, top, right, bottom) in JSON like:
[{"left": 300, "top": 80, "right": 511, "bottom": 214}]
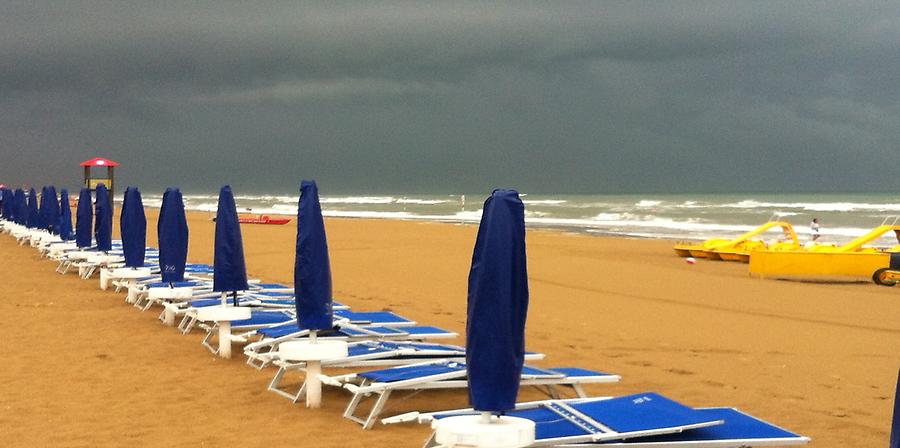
[
  {"left": 47, "top": 242, "right": 77, "bottom": 258},
  {"left": 196, "top": 306, "right": 252, "bottom": 359},
  {"left": 90, "top": 253, "right": 123, "bottom": 283},
  {"left": 433, "top": 414, "right": 535, "bottom": 448},
  {"left": 109, "top": 267, "right": 152, "bottom": 302},
  {"left": 279, "top": 335, "right": 348, "bottom": 408},
  {"left": 149, "top": 287, "right": 194, "bottom": 326}
]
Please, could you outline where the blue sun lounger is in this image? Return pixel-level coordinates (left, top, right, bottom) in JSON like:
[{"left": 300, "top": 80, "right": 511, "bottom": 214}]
[
  {"left": 325, "top": 361, "right": 620, "bottom": 429},
  {"left": 176, "top": 295, "right": 351, "bottom": 333},
  {"left": 334, "top": 309, "right": 416, "bottom": 326},
  {"left": 200, "top": 309, "right": 428, "bottom": 356},
  {"left": 387, "top": 393, "right": 726, "bottom": 447},
  {"left": 577, "top": 407, "right": 810, "bottom": 447},
  {"left": 266, "top": 340, "right": 468, "bottom": 400},
  {"left": 266, "top": 341, "right": 545, "bottom": 402},
  {"left": 245, "top": 325, "right": 460, "bottom": 368},
  {"left": 387, "top": 394, "right": 809, "bottom": 447}
]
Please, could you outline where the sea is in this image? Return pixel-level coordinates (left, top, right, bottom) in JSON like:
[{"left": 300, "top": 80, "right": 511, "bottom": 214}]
[{"left": 140, "top": 192, "right": 900, "bottom": 246}]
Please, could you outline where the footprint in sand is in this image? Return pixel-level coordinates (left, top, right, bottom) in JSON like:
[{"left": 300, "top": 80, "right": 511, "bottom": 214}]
[
  {"left": 666, "top": 368, "right": 695, "bottom": 376},
  {"left": 625, "top": 360, "right": 653, "bottom": 367}
]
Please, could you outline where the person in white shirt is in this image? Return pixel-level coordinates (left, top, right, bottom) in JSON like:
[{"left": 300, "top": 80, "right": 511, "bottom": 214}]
[{"left": 810, "top": 218, "right": 821, "bottom": 241}]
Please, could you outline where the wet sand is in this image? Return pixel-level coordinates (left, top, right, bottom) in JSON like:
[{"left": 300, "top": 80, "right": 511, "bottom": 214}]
[{"left": 1, "top": 210, "right": 897, "bottom": 447}]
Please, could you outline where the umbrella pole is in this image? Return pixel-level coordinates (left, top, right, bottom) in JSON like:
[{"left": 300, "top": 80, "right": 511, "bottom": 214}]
[
  {"left": 218, "top": 320, "right": 233, "bottom": 359},
  {"left": 306, "top": 330, "right": 322, "bottom": 408},
  {"left": 219, "top": 291, "right": 230, "bottom": 358}
]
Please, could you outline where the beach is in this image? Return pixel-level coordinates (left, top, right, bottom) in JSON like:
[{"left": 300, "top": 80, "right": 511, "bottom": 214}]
[{"left": 1, "top": 210, "right": 897, "bottom": 447}]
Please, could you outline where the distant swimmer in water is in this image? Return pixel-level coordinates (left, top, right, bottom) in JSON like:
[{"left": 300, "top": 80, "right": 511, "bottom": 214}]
[{"left": 810, "top": 218, "right": 821, "bottom": 242}]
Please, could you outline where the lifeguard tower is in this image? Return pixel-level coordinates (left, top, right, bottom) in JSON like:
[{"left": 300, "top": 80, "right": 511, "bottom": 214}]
[{"left": 80, "top": 157, "right": 120, "bottom": 201}]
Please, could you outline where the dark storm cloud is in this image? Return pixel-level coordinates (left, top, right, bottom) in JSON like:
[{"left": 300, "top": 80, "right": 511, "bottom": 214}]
[{"left": 1, "top": 1, "right": 899, "bottom": 193}]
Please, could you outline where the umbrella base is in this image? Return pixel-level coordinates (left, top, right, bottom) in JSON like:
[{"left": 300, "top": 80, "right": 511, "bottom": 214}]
[{"left": 433, "top": 415, "right": 535, "bottom": 448}]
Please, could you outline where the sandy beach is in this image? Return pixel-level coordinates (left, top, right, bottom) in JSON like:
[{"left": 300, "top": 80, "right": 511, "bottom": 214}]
[{"left": 1, "top": 209, "right": 897, "bottom": 447}]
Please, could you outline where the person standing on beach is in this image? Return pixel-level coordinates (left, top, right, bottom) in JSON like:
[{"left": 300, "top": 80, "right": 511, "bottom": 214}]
[{"left": 810, "top": 218, "right": 821, "bottom": 241}]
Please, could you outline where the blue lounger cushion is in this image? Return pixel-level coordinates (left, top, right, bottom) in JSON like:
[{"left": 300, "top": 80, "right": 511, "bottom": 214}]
[
  {"left": 256, "top": 323, "right": 301, "bottom": 338},
  {"left": 403, "top": 326, "right": 453, "bottom": 335},
  {"left": 361, "top": 362, "right": 464, "bottom": 382},
  {"left": 254, "top": 283, "right": 291, "bottom": 289},
  {"left": 432, "top": 393, "right": 722, "bottom": 441},
  {"left": 256, "top": 299, "right": 296, "bottom": 306},
  {"left": 231, "top": 311, "right": 292, "bottom": 327},
  {"left": 547, "top": 367, "right": 613, "bottom": 378},
  {"left": 190, "top": 298, "right": 253, "bottom": 308},
  {"left": 340, "top": 326, "right": 406, "bottom": 336},
  {"left": 361, "top": 363, "right": 611, "bottom": 384},
  {"left": 252, "top": 291, "right": 294, "bottom": 298},
  {"left": 335, "top": 310, "right": 411, "bottom": 325},
  {"left": 146, "top": 280, "right": 204, "bottom": 289}
]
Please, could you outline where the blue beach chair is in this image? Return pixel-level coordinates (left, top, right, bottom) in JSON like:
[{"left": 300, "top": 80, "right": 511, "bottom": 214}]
[
  {"left": 322, "top": 360, "right": 621, "bottom": 429},
  {"left": 247, "top": 325, "right": 460, "bottom": 369},
  {"left": 386, "top": 393, "right": 808, "bottom": 447},
  {"left": 579, "top": 407, "right": 810, "bottom": 447},
  {"left": 266, "top": 343, "right": 548, "bottom": 410}
]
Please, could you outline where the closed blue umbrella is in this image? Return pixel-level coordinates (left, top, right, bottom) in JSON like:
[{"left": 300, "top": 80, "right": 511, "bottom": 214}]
[
  {"left": 2, "top": 188, "right": 13, "bottom": 220},
  {"left": 94, "top": 183, "right": 113, "bottom": 252},
  {"left": 45, "top": 186, "right": 59, "bottom": 234},
  {"left": 120, "top": 187, "right": 147, "bottom": 267},
  {"left": 158, "top": 188, "right": 189, "bottom": 283},
  {"left": 38, "top": 186, "right": 48, "bottom": 229},
  {"left": 295, "top": 180, "right": 334, "bottom": 331},
  {"left": 27, "top": 188, "right": 40, "bottom": 229},
  {"left": 213, "top": 185, "right": 248, "bottom": 305},
  {"left": 15, "top": 189, "right": 28, "bottom": 226},
  {"left": 75, "top": 187, "right": 93, "bottom": 248},
  {"left": 58, "top": 189, "right": 74, "bottom": 241},
  {"left": 466, "top": 189, "right": 529, "bottom": 413}
]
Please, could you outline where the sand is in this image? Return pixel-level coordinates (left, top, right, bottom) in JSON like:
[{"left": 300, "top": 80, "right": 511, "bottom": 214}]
[{"left": 1, "top": 209, "right": 898, "bottom": 447}]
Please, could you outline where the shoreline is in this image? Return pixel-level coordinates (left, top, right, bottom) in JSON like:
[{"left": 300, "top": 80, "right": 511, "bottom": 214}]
[{"left": 2, "top": 211, "right": 897, "bottom": 447}]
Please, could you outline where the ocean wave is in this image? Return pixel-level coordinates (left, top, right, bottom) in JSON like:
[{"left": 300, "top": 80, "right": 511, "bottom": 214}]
[
  {"left": 522, "top": 199, "right": 567, "bottom": 205},
  {"left": 722, "top": 200, "right": 900, "bottom": 212},
  {"left": 396, "top": 198, "right": 450, "bottom": 205},
  {"left": 319, "top": 196, "right": 395, "bottom": 204}
]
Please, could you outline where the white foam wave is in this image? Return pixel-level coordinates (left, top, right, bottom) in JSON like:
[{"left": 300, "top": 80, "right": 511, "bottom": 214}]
[
  {"left": 396, "top": 198, "right": 450, "bottom": 205},
  {"left": 523, "top": 199, "right": 567, "bottom": 205},
  {"left": 723, "top": 200, "right": 900, "bottom": 212},
  {"left": 319, "top": 196, "right": 395, "bottom": 204},
  {"left": 635, "top": 200, "right": 662, "bottom": 207}
]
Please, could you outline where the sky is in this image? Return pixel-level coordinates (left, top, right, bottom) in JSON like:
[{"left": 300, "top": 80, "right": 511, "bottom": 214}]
[{"left": 1, "top": 1, "right": 899, "bottom": 195}]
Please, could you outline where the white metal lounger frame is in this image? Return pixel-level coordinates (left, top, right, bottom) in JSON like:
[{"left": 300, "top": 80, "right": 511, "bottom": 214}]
[{"left": 320, "top": 361, "right": 620, "bottom": 429}]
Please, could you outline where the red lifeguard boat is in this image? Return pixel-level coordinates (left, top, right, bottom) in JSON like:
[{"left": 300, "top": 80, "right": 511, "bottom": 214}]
[{"left": 237, "top": 214, "right": 291, "bottom": 225}]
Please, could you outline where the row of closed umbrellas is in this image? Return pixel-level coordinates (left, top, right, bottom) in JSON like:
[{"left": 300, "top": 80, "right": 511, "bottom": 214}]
[{"left": 2, "top": 181, "right": 530, "bottom": 415}]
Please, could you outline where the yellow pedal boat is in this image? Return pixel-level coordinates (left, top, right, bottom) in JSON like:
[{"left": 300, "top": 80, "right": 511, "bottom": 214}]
[
  {"left": 749, "top": 224, "right": 900, "bottom": 279},
  {"left": 674, "top": 221, "right": 799, "bottom": 263}
]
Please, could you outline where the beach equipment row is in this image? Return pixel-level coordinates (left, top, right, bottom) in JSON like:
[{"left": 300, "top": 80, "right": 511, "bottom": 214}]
[{"left": 0, "top": 184, "right": 813, "bottom": 447}]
